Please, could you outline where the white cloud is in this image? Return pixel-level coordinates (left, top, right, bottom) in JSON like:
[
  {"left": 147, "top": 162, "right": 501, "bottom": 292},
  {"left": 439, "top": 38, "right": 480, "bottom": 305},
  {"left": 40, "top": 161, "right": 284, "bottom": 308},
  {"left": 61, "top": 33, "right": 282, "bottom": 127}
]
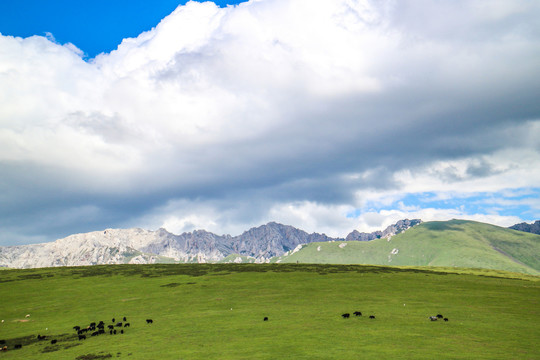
[
  {"left": 267, "top": 201, "right": 357, "bottom": 237},
  {"left": 1, "top": 0, "right": 539, "bottom": 244},
  {"left": 353, "top": 208, "right": 523, "bottom": 233}
]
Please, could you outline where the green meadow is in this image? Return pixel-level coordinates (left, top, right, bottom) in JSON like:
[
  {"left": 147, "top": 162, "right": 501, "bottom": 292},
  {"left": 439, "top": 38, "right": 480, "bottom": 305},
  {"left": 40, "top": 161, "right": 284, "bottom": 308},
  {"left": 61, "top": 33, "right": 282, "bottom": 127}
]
[
  {"left": 0, "top": 264, "right": 539, "bottom": 360},
  {"left": 274, "top": 220, "right": 540, "bottom": 275}
]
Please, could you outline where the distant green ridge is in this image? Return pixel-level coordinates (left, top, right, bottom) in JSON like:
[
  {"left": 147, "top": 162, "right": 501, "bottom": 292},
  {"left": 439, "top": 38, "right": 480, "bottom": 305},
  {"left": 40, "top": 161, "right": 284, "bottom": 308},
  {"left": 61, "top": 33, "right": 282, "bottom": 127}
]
[{"left": 273, "top": 220, "right": 540, "bottom": 275}]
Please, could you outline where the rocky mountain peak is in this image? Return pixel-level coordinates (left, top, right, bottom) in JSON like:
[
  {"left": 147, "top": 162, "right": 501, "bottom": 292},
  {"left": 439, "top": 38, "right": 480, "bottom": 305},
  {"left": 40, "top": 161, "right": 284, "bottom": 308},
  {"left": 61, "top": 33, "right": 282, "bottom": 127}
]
[
  {"left": 346, "top": 219, "right": 421, "bottom": 241},
  {"left": 0, "top": 219, "right": 421, "bottom": 268},
  {"left": 509, "top": 220, "right": 540, "bottom": 235}
]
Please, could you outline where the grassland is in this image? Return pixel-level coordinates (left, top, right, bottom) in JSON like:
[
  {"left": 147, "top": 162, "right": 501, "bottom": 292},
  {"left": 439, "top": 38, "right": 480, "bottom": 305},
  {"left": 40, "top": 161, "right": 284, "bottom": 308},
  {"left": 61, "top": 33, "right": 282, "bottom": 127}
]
[
  {"left": 0, "top": 263, "right": 538, "bottom": 360},
  {"left": 274, "top": 220, "right": 540, "bottom": 275}
]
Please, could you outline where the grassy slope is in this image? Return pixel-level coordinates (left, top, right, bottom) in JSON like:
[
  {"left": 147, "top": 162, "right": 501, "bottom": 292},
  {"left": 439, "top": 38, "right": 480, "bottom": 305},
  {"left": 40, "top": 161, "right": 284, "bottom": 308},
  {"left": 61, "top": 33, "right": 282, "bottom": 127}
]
[
  {"left": 274, "top": 220, "right": 540, "bottom": 275},
  {"left": 0, "top": 264, "right": 538, "bottom": 360}
]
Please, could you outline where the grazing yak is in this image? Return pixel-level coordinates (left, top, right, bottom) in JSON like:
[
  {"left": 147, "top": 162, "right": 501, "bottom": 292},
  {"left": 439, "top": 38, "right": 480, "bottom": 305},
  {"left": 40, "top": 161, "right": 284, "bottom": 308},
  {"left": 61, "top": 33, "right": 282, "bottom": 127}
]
[
  {"left": 369, "top": 315, "right": 376, "bottom": 319},
  {"left": 429, "top": 316, "right": 438, "bottom": 321},
  {"left": 341, "top": 313, "right": 350, "bottom": 319},
  {"left": 444, "top": 318, "right": 449, "bottom": 322},
  {"left": 51, "top": 339, "right": 57, "bottom": 344},
  {"left": 78, "top": 335, "right": 86, "bottom": 340},
  {"left": 146, "top": 319, "right": 153, "bottom": 324},
  {"left": 353, "top": 311, "right": 362, "bottom": 316},
  {"left": 263, "top": 317, "right": 268, "bottom": 321}
]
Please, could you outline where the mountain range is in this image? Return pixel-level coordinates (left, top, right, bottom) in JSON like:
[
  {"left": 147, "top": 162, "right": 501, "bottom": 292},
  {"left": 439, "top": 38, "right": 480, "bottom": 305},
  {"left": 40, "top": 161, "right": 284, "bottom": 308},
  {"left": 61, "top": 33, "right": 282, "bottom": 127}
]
[
  {"left": 1, "top": 219, "right": 538, "bottom": 275},
  {"left": 0, "top": 220, "right": 420, "bottom": 269}
]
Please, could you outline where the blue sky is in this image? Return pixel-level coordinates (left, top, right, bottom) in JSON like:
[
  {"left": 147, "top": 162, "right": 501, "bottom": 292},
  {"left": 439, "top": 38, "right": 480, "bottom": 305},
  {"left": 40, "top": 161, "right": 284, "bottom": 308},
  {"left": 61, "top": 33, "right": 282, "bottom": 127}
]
[
  {"left": 0, "top": 0, "right": 539, "bottom": 245},
  {"left": 0, "top": 0, "right": 247, "bottom": 58}
]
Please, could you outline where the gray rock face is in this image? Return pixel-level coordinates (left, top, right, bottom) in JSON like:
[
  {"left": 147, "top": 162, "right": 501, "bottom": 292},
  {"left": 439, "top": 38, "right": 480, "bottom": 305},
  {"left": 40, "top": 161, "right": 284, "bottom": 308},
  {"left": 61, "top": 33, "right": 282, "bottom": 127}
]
[
  {"left": 346, "top": 219, "right": 421, "bottom": 241},
  {"left": 231, "top": 222, "right": 336, "bottom": 261},
  {"left": 509, "top": 220, "right": 540, "bottom": 235},
  {"left": 0, "top": 219, "right": 420, "bottom": 268}
]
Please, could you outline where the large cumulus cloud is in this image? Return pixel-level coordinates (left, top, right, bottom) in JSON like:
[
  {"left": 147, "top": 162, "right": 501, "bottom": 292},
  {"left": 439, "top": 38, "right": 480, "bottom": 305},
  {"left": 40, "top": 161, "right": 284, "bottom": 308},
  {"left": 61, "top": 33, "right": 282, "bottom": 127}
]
[{"left": 1, "top": 0, "right": 539, "bottom": 244}]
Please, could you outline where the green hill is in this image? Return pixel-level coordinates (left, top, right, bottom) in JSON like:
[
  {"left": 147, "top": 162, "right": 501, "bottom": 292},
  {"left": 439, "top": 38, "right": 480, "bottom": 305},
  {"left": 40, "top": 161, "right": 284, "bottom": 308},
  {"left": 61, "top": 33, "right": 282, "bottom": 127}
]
[
  {"left": 0, "top": 264, "right": 538, "bottom": 359},
  {"left": 273, "top": 220, "right": 540, "bottom": 275}
]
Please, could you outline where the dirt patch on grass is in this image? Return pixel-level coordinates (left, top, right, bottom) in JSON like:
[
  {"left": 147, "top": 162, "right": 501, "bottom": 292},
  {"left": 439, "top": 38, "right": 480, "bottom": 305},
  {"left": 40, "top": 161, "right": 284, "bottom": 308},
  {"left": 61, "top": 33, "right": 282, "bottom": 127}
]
[{"left": 160, "top": 282, "right": 181, "bottom": 287}]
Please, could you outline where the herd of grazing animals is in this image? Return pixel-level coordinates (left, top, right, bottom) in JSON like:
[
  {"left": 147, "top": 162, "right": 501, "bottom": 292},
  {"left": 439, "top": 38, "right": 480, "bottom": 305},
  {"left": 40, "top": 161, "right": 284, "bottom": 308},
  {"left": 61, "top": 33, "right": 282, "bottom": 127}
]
[
  {"left": 341, "top": 312, "right": 376, "bottom": 319},
  {"left": 340, "top": 311, "right": 449, "bottom": 322},
  {"left": 0, "top": 310, "right": 450, "bottom": 352},
  {"left": 74, "top": 316, "right": 146, "bottom": 340},
  {"left": 0, "top": 316, "right": 154, "bottom": 352},
  {"left": 429, "top": 314, "right": 449, "bottom": 321}
]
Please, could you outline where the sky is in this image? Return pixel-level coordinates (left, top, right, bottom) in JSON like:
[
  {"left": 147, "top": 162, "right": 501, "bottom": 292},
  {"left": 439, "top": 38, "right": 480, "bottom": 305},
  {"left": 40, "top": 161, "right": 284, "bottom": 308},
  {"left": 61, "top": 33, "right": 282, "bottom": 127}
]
[{"left": 1, "top": 0, "right": 539, "bottom": 246}]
